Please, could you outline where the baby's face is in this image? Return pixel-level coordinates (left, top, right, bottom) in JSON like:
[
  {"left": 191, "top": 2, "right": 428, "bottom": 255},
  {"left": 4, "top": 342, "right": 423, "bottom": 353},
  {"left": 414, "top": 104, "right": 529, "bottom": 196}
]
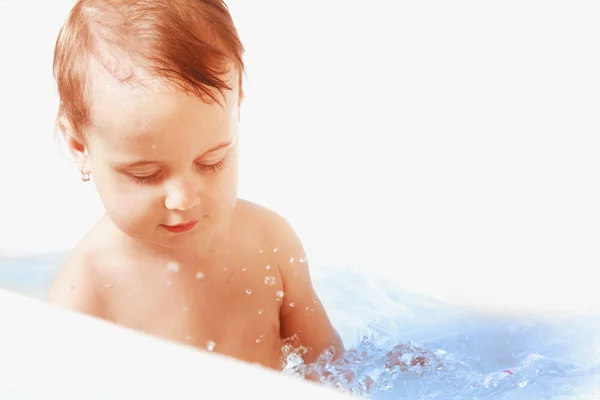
[{"left": 84, "top": 72, "right": 240, "bottom": 249}]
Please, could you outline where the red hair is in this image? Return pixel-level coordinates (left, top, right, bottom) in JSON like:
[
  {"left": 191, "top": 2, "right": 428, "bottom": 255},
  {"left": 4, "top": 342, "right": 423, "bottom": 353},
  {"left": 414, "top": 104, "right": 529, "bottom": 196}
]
[{"left": 53, "top": 0, "right": 245, "bottom": 140}]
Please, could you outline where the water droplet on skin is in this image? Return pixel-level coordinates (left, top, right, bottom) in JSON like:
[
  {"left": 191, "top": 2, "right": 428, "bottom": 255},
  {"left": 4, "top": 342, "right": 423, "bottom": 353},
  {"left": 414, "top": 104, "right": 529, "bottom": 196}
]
[
  {"left": 264, "top": 276, "right": 276, "bottom": 285},
  {"left": 299, "top": 257, "right": 307, "bottom": 263},
  {"left": 265, "top": 265, "right": 271, "bottom": 270},
  {"left": 259, "top": 249, "right": 263, "bottom": 254},
  {"left": 151, "top": 144, "right": 157, "bottom": 149},
  {"left": 242, "top": 268, "right": 246, "bottom": 272},
  {"left": 105, "top": 283, "right": 115, "bottom": 288},
  {"left": 289, "top": 302, "right": 295, "bottom": 307},
  {"left": 167, "top": 261, "right": 179, "bottom": 272},
  {"left": 258, "top": 308, "right": 264, "bottom": 315},
  {"left": 223, "top": 267, "right": 228, "bottom": 272},
  {"left": 276, "top": 290, "right": 284, "bottom": 298},
  {"left": 273, "top": 248, "right": 278, "bottom": 253},
  {"left": 184, "top": 336, "right": 193, "bottom": 341},
  {"left": 289, "top": 257, "right": 295, "bottom": 263},
  {"left": 166, "top": 280, "right": 172, "bottom": 285},
  {"left": 195, "top": 272, "right": 205, "bottom": 280},
  {"left": 246, "top": 289, "right": 252, "bottom": 295},
  {"left": 206, "top": 340, "right": 216, "bottom": 351},
  {"left": 305, "top": 306, "right": 309, "bottom": 311}
]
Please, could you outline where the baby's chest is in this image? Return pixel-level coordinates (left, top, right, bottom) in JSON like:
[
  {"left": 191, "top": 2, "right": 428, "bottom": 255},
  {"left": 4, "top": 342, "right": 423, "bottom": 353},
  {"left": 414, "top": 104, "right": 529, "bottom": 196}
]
[{"left": 107, "top": 266, "right": 285, "bottom": 366}]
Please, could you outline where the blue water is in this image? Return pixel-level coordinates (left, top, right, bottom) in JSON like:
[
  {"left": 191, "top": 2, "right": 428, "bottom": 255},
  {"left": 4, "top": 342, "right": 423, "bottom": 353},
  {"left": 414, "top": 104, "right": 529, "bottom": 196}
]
[{"left": 1, "top": 255, "right": 599, "bottom": 399}]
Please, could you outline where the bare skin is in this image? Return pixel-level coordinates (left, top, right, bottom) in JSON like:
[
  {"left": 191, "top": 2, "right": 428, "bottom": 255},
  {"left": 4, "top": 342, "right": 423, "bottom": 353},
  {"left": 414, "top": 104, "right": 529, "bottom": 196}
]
[{"left": 48, "top": 200, "right": 342, "bottom": 370}]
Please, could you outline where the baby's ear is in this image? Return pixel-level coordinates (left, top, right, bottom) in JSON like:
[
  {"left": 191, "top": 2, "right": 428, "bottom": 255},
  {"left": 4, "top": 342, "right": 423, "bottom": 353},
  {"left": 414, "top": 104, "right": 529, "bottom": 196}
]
[{"left": 57, "top": 115, "right": 90, "bottom": 173}]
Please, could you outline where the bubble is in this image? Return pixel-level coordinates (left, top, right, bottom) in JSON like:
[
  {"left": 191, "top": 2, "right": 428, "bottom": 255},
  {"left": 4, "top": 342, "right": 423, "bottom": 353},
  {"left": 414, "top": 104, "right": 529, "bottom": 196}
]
[
  {"left": 167, "top": 261, "right": 180, "bottom": 272},
  {"left": 195, "top": 272, "right": 205, "bottom": 280},
  {"left": 289, "top": 302, "right": 295, "bottom": 307},
  {"left": 246, "top": 289, "right": 252, "bottom": 295},
  {"left": 264, "top": 276, "right": 276, "bottom": 285},
  {"left": 276, "top": 290, "right": 284, "bottom": 298},
  {"left": 299, "top": 257, "right": 307, "bottom": 263},
  {"left": 258, "top": 308, "right": 264, "bottom": 315},
  {"left": 206, "top": 340, "right": 216, "bottom": 351},
  {"left": 184, "top": 336, "right": 193, "bottom": 341},
  {"left": 265, "top": 265, "right": 271, "bottom": 270},
  {"left": 289, "top": 257, "right": 295, "bottom": 263},
  {"left": 273, "top": 248, "right": 278, "bottom": 253},
  {"left": 105, "top": 283, "right": 115, "bottom": 288}
]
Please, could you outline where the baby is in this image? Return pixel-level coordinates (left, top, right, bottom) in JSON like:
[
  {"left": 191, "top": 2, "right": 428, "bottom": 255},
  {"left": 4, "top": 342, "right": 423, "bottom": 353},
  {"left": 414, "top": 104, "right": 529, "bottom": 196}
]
[{"left": 47, "top": 0, "right": 343, "bottom": 371}]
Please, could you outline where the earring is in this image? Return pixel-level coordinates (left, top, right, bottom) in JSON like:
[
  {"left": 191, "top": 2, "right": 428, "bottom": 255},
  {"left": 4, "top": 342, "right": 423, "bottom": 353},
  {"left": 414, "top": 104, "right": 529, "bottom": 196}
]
[{"left": 80, "top": 166, "right": 91, "bottom": 182}]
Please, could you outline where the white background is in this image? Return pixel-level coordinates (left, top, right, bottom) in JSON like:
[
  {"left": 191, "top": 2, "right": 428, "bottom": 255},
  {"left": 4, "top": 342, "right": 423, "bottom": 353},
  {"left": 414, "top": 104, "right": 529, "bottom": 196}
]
[{"left": 0, "top": 0, "right": 598, "bottom": 313}]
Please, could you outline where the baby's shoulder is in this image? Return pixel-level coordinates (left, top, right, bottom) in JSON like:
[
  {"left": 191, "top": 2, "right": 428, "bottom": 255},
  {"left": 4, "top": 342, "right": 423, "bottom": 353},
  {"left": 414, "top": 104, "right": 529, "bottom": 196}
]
[
  {"left": 47, "top": 217, "right": 120, "bottom": 315},
  {"left": 233, "top": 199, "right": 300, "bottom": 249},
  {"left": 232, "top": 199, "right": 306, "bottom": 266}
]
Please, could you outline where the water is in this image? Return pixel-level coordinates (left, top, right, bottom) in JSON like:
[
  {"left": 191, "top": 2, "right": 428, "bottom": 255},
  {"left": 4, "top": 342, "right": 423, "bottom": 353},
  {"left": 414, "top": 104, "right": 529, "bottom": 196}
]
[{"left": 1, "top": 255, "right": 599, "bottom": 399}]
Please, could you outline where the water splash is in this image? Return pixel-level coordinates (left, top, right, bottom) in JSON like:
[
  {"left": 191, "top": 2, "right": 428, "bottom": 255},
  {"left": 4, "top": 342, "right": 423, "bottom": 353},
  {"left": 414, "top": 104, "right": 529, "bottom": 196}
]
[
  {"left": 166, "top": 261, "right": 179, "bottom": 273},
  {"left": 206, "top": 341, "right": 216, "bottom": 351},
  {"left": 264, "top": 276, "right": 276, "bottom": 285},
  {"left": 280, "top": 264, "right": 600, "bottom": 399}
]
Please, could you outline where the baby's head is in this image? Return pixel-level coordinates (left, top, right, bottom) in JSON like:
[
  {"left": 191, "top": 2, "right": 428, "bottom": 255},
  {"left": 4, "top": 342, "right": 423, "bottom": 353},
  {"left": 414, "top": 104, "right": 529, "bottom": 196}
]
[{"left": 54, "top": 0, "right": 245, "bottom": 249}]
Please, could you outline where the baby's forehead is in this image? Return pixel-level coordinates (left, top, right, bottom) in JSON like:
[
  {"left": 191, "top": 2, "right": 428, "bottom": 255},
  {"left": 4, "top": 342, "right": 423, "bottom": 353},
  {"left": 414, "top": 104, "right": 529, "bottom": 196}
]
[
  {"left": 87, "top": 62, "right": 238, "bottom": 132},
  {"left": 86, "top": 75, "right": 238, "bottom": 154}
]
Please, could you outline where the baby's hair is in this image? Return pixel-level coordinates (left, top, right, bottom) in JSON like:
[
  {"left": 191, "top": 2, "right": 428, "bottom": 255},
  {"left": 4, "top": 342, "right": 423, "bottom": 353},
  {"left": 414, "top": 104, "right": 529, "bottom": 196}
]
[{"left": 53, "top": 0, "right": 245, "bottom": 140}]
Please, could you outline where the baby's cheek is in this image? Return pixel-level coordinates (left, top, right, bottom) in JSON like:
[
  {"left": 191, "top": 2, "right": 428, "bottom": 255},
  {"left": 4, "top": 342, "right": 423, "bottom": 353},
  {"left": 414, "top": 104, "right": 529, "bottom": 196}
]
[{"left": 106, "top": 192, "right": 161, "bottom": 237}]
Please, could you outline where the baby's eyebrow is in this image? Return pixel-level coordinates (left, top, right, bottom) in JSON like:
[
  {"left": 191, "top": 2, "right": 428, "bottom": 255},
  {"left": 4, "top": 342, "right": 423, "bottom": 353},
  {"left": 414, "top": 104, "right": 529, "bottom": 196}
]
[
  {"left": 114, "top": 140, "right": 234, "bottom": 168},
  {"left": 204, "top": 141, "right": 233, "bottom": 154},
  {"left": 114, "top": 160, "right": 160, "bottom": 168}
]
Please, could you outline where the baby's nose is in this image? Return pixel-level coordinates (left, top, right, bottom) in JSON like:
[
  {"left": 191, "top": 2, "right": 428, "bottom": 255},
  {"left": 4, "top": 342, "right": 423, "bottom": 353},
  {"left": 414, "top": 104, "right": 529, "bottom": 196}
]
[{"left": 164, "top": 180, "right": 201, "bottom": 211}]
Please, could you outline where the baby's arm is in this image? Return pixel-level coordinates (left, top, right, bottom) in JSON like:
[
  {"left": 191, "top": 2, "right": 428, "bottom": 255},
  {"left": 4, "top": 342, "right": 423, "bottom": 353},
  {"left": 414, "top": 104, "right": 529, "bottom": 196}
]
[{"left": 269, "top": 214, "right": 344, "bottom": 365}]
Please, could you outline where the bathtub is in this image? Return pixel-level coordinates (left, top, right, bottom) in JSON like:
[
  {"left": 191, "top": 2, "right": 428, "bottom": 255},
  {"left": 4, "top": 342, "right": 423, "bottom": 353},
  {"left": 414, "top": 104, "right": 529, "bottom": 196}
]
[{"left": 1, "top": 254, "right": 599, "bottom": 399}]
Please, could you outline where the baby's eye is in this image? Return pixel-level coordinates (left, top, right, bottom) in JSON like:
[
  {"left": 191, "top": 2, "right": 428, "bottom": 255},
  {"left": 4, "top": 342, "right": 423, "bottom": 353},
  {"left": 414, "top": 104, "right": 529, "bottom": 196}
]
[
  {"left": 129, "top": 171, "right": 163, "bottom": 185},
  {"left": 196, "top": 158, "right": 226, "bottom": 174}
]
